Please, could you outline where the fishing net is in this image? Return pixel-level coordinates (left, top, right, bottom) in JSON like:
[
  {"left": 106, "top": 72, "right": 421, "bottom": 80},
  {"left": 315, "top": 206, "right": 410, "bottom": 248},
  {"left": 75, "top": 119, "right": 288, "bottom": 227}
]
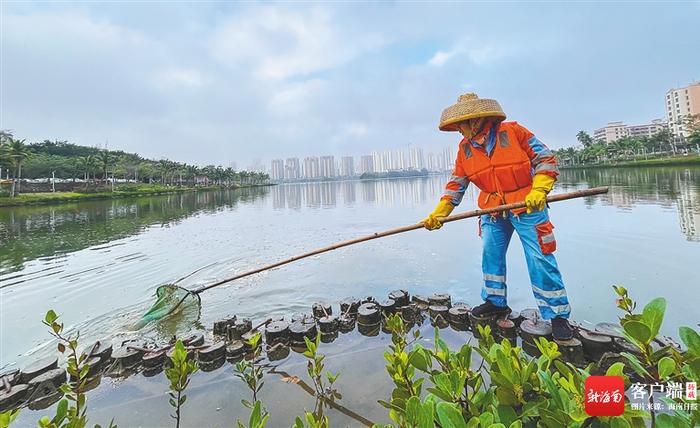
[{"left": 133, "top": 284, "right": 201, "bottom": 329}]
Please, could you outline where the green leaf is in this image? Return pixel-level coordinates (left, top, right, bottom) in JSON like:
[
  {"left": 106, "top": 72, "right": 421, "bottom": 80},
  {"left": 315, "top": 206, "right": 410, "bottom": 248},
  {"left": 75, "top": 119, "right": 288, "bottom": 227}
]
[
  {"left": 405, "top": 396, "right": 420, "bottom": 425},
  {"left": 623, "top": 321, "right": 652, "bottom": 345},
  {"left": 606, "top": 362, "right": 626, "bottom": 377},
  {"left": 656, "top": 413, "right": 689, "bottom": 428},
  {"left": 657, "top": 356, "right": 675, "bottom": 379},
  {"left": 620, "top": 352, "right": 651, "bottom": 379},
  {"left": 496, "top": 405, "right": 517, "bottom": 426},
  {"left": 610, "top": 416, "right": 631, "bottom": 428},
  {"left": 249, "top": 400, "right": 262, "bottom": 428},
  {"left": 436, "top": 402, "right": 467, "bottom": 428},
  {"left": 45, "top": 310, "right": 58, "bottom": 325},
  {"left": 508, "top": 422, "right": 523, "bottom": 428},
  {"left": 641, "top": 297, "right": 666, "bottom": 339},
  {"left": 679, "top": 326, "right": 700, "bottom": 357}
]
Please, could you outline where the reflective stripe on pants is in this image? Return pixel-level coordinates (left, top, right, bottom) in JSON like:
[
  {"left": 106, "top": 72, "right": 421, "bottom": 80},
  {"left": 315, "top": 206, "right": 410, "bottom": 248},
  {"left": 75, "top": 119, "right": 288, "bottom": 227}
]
[{"left": 479, "top": 208, "right": 570, "bottom": 320}]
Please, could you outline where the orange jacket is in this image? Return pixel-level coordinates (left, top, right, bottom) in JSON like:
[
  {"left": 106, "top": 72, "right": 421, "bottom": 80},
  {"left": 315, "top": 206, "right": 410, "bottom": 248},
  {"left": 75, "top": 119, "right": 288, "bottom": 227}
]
[{"left": 441, "top": 121, "right": 558, "bottom": 214}]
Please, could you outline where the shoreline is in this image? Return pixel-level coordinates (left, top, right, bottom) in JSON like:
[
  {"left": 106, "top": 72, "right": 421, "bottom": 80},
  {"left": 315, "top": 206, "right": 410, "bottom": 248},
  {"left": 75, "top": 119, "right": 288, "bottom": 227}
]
[
  {"left": 0, "top": 183, "right": 275, "bottom": 208},
  {"left": 560, "top": 155, "right": 700, "bottom": 169}
]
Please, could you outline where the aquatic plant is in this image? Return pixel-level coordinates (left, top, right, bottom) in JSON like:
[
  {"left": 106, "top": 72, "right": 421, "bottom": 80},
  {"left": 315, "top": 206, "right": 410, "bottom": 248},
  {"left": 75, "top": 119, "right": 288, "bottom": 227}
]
[
  {"left": 613, "top": 286, "right": 700, "bottom": 426},
  {"left": 37, "top": 310, "right": 116, "bottom": 428},
  {"left": 165, "top": 340, "right": 198, "bottom": 428},
  {"left": 234, "top": 332, "right": 269, "bottom": 428}
]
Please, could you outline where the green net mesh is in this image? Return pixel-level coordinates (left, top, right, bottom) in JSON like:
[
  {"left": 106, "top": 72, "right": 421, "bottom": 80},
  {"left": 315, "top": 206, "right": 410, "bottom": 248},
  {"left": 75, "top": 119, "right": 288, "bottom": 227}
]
[{"left": 134, "top": 284, "right": 201, "bottom": 329}]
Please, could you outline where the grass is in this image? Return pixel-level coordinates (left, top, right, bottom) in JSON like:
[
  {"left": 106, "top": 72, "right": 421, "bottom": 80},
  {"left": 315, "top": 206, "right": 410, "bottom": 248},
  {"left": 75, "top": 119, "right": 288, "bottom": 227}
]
[
  {"left": 0, "top": 183, "right": 265, "bottom": 207},
  {"left": 561, "top": 154, "right": 700, "bottom": 169}
]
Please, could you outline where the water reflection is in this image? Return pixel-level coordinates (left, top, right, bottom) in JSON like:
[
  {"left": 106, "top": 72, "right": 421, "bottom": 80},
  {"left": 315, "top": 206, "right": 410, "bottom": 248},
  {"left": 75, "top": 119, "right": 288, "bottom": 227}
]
[
  {"left": 270, "top": 177, "right": 448, "bottom": 209},
  {"left": 559, "top": 167, "right": 700, "bottom": 241},
  {"left": 0, "top": 187, "right": 271, "bottom": 274}
]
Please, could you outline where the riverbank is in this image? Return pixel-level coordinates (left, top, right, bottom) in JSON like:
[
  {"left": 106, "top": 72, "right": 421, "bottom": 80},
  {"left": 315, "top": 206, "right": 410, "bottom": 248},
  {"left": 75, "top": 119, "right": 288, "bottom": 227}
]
[
  {"left": 561, "top": 154, "right": 700, "bottom": 169},
  {"left": 0, "top": 183, "right": 273, "bottom": 207}
]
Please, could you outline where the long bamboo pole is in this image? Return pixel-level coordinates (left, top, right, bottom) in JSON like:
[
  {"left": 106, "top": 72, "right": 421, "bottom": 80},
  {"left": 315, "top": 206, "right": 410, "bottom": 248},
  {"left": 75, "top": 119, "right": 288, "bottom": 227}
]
[{"left": 194, "top": 186, "right": 608, "bottom": 294}]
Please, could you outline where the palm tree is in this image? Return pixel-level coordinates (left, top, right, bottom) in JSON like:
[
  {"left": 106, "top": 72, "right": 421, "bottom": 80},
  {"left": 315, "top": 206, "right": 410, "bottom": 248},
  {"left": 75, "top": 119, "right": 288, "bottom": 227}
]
[
  {"left": 77, "top": 155, "right": 95, "bottom": 187},
  {"left": 0, "top": 130, "right": 13, "bottom": 145},
  {"left": 95, "top": 150, "right": 114, "bottom": 185},
  {"left": 576, "top": 130, "right": 594, "bottom": 148},
  {"left": 2, "top": 138, "right": 33, "bottom": 197}
]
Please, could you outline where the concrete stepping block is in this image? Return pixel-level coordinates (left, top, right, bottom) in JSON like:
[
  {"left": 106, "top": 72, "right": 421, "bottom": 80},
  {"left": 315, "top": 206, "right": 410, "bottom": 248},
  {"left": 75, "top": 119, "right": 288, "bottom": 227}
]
[
  {"left": 357, "top": 302, "right": 381, "bottom": 325},
  {"left": 318, "top": 316, "right": 338, "bottom": 334},
  {"left": 267, "top": 342, "right": 290, "bottom": 362},
  {"left": 19, "top": 356, "right": 58, "bottom": 384},
  {"left": 28, "top": 368, "right": 66, "bottom": 400},
  {"left": 226, "top": 341, "right": 245, "bottom": 360},
  {"left": 388, "top": 290, "right": 409, "bottom": 307},
  {"left": 340, "top": 298, "right": 361, "bottom": 315},
  {"left": 289, "top": 320, "right": 317, "bottom": 342},
  {"left": 182, "top": 332, "right": 205, "bottom": 347},
  {"left": 578, "top": 330, "right": 613, "bottom": 362},
  {"left": 227, "top": 319, "right": 252, "bottom": 341},
  {"left": 379, "top": 299, "right": 396, "bottom": 315},
  {"left": 519, "top": 319, "right": 553, "bottom": 345},
  {"left": 83, "top": 340, "right": 113, "bottom": 363},
  {"left": 265, "top": 320, "right": 290, "bottom": 344},
  {"left": 198, "top": 342, "right": 226, "bottom": 363},
  {"left": 555, "top": 337, "right": 586, "bottom": 367},
  {"left": 312, "top": 302, "right": 332, "bottom": 318},
  {"left": 0, "top": 384, "right": 29, "bottom": 411},
  {"left": 142, "top": 350, "right": 167, "bottom": 368},
  {"left": 214, "top": 316, "right": 237, "bottom": 336},
  {"left": 448, "top": 306, "right": 470, "bottom": 325},
  {"left": 429, "top": 293, "right": 451, "bottom": 308}
]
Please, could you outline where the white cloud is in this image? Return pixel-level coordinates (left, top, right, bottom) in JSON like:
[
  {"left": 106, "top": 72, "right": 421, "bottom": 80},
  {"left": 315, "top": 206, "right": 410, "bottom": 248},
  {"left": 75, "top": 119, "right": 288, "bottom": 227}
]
[
  {"left": 209, "top": 6, "right": 386, "bottom": 80},
  {"left": 428, "top": 49, "right": 458, "bottom": 67}
]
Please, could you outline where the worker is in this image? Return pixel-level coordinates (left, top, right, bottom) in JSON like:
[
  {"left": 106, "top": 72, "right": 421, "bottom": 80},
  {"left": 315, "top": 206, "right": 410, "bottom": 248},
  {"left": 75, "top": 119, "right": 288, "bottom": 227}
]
[{"left": 423, "top": 93, "right": 573, "bottom": 341}]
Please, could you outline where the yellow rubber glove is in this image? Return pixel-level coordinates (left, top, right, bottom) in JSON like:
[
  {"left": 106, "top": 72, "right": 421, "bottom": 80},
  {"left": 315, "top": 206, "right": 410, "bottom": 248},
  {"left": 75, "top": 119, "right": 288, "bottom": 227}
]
[
  {"left": 525, "top": 174, "right": 556, "bottom": 213},
  {"left": 423, "top": 199, "right": 454, "bottom": 230}
]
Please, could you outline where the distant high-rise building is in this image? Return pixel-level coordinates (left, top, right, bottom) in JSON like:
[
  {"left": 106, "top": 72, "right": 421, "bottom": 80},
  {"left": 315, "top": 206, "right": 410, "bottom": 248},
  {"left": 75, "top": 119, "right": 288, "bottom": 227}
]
[
  {"left": 360, "top": 155, "right": 374, "bottom": 174},
  {"left": 409, "top": 146, "right": 425, "bottom": 170},
  {"left": 666, "top": 82, "right": 700, "bottom": 139},
  {"left": 285, "top": 158, "right": 301, "bottom": 180},
  {"left": 320, "top": 156, "right": 335, "bottom": 177},
  {"left": 270, "top": 159, "right": 285, "bottom": 181},
  {"left": 340, "top": 156, "right": 355, "bottom": 177},
  {"left": 594, "top": 120, "right": 667, "bottom": 144},
  {"left": 248, "top": 158, "right": 265, "bottom": 173},
  {"left": 443, "top": 146, "right": 456, "bottom": 171},
  {"left": 303, "top": 157, "right": 320, "bottom": 179},
  {"left": 627, "top": 119, "right": 667, "bottom": 139}
]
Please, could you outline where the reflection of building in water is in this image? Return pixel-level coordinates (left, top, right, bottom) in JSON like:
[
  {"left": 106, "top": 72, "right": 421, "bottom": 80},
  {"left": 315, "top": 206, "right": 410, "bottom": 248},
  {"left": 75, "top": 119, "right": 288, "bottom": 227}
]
[
  {"left": 560, "top": 168, "right": 699, "bottom": 241},
  {"left": 305, "top": 183, "right": 321, "bottom": 208},
  {"left": 361, "top": 181, "right": 376, "bottom": 202},
  {"left": 271, "top": 185, "right": 285, "bottom": 209},
  {"left": 320, "top": 182, "right": 337, "bottom": 207},
  {"left": 341, "top": 181, "right": 356, "bottom": 205},
  {"left": 677, "top": 172, "right": 700, "bottom": 241},
  {"left": 285, "top": 184, "right": 302, "bottom": 210}
]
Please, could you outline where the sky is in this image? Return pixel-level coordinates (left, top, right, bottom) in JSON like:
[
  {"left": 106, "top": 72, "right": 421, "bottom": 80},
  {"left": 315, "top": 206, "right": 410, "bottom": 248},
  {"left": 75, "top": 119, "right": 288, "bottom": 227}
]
[{"left": 1, "top": 1, "right": 699, "bottom": 168}]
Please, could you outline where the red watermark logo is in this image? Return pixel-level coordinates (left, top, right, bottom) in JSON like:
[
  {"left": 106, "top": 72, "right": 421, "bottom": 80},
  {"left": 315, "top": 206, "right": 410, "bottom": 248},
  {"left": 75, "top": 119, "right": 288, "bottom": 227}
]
[{"left": 585, "top": 376, "right": 625, "bottom": 416}]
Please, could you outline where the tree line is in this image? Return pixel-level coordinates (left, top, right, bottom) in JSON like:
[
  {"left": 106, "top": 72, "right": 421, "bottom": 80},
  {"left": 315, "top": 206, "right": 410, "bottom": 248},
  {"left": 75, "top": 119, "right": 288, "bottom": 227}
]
[
  {"left": 553, "top": 116, "right": 700, "bottom": 166},
  {"left": 0, "top": 131, "right": 270, "bottom": 197}
]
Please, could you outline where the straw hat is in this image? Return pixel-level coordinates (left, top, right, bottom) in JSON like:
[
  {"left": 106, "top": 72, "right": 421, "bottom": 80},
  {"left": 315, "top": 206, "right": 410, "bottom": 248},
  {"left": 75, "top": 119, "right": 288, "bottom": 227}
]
[{"left": 439, "top": 93, "right": 506, "bottom": 131}]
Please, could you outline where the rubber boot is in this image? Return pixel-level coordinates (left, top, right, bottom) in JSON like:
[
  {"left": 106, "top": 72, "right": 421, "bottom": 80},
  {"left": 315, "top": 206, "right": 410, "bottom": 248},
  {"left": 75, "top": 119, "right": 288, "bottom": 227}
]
[{"left": 471, "top": 301, "right": 512, "bottom": 318}]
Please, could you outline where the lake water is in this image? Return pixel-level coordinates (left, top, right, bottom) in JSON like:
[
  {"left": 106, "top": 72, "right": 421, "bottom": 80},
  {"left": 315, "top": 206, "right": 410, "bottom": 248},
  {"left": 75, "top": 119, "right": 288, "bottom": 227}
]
[{"left": 2, "top": 167, "right": 700, "bottom": 426}]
